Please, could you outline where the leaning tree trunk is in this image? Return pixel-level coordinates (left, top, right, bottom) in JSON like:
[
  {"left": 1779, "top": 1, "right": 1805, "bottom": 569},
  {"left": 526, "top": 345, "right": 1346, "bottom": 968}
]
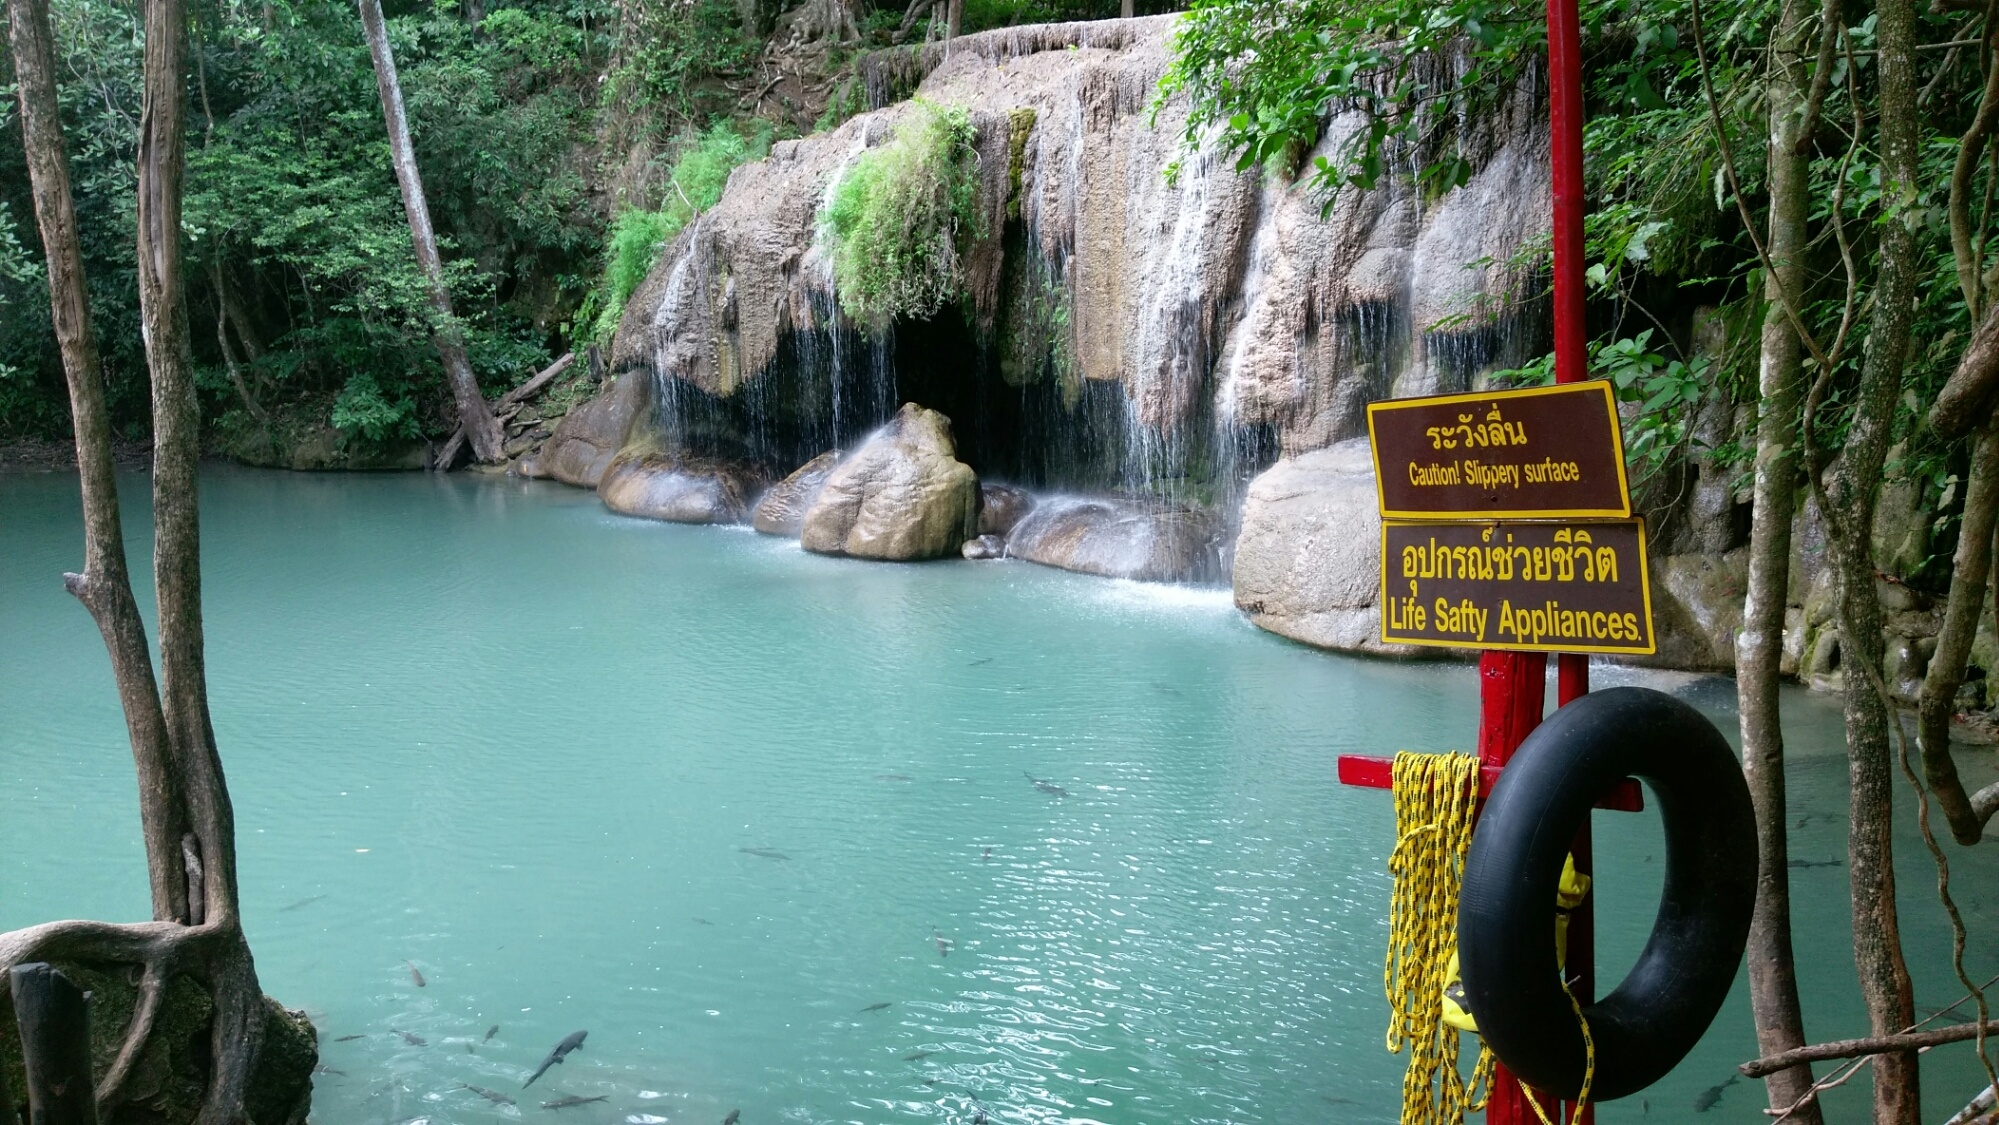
[
  {"left": 1822, "top": 0, "right": 1923, "bottom": 1115},
  {"left": 1736, "top": 0, "right": 1823, "bottom": 1115},
  {"left": 7, "top": 0, "right": 275, "bottom": 1118},
  {"left": 357, "top": 0, "right": 504, "bottom": 464}
]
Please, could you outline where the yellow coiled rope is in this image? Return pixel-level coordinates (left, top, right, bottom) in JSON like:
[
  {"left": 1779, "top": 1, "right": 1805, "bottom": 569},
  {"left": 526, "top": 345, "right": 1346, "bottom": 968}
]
[{"left": 1385, "top": 751, "right": 1493, "bottom": 1125}]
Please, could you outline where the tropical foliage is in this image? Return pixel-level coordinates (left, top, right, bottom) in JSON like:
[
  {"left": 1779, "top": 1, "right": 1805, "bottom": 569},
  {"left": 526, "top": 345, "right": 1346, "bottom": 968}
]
[{"left": 821, "top": 99, "right": 979, "bottom": 326}]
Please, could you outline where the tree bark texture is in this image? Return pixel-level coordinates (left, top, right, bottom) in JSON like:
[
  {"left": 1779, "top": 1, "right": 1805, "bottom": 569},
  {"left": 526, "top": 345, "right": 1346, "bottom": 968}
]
[
  {"left": 945, "top": 0, "right": 960, "bottom": 39},
  {"left": 1738, "top": 0, "right": 1822, "bottom": 1115},
  {"left": 357, "top": 0, "right": 505, "bottom": 463},
  {"left": 1931, "top": 302, "right": 1999, "bottom": 440},
  {"left": 1825, "top": 0, "right": 1923, "bottom": 1114}
]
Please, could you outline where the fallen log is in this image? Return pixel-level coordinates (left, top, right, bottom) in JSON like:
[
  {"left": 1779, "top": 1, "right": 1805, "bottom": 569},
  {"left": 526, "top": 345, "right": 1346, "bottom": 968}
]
[{"left": 432, "top": 351, "right": 575, "bottom": 471}]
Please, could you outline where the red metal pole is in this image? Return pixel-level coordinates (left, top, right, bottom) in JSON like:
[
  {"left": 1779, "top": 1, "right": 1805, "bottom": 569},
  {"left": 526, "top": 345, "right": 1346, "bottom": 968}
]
[
  {"left": 1547, "top": 0, "right": 1587, "bottom": 389},
  {"left": 1547, "top": 0, "right": 1593, "bottom": 1109},
  {"left": 1476, "top": 652, "right": 1560, "bottom": 1125},
  {"left": 1481, "top": 1, "right": 1592, "bottom": 1117}
]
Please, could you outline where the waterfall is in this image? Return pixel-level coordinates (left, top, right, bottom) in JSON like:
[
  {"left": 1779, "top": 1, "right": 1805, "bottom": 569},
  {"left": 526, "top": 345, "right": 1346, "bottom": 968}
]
[{"left": 606, "top": 17, "right": 1551, "bottom": 575}]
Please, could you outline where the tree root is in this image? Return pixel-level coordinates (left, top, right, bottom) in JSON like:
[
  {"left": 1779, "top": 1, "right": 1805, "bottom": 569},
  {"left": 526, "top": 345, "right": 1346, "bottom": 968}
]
[{"left": 0, "top": 918, "right": 267, "bottom": 1125}]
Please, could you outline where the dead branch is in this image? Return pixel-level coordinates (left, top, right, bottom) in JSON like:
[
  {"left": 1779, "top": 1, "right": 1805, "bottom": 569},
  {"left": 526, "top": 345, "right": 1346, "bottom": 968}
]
[{"left": 1745, "top": 1020, "right": 1999, "bottom": 1076}]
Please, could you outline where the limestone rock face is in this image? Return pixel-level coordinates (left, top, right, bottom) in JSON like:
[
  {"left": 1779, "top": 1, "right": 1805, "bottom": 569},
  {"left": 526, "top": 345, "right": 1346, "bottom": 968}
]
[
  {"left": 524, "top": 373, "right": 643, "bottom": 488},
  {"left": 1231, "top": 439, "right": 1430, "bottom": 657},
  {"left": 800, "top": 404, "right": 979, "bottom": 560},
  {"left": 977, "top": 483, "right": 1035, "bottom": 537},
  {"left": 1005, "top": 497, "right": 1220, "bottom": 583},
  {"left": 752, "top": 450, "right": 841, "bottom": 536},
  {"left": 612, "top": 19, "right": 1548, "bottom": 458},
  {"left": 1644, "top": 549, "right": 1750, "bottom": 672},
  {"left": 600, "top": 450, "right": 757, "bottom": 524}
]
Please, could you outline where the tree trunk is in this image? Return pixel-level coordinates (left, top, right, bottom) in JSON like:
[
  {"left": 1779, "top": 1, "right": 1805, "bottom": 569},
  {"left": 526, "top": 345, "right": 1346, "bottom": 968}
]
[
  {"left": 1912, "top": 59, "right": 1999, "bottom": 850},
  {"left": 946, "top": 0, "right": 960, "bottom": 39},
  {"left": 7, "top": 0, "right": 186, "bottom": 929},
  {"left": 1823, "top": 0, "right": 1923, "bottom": 1114},
  {"left": 1121, "top": 0, "right": 1133, "bottom": 17},
  {"left": 1737, "top": 0, "right": 1822, "bottom": 1116},
  {"left": 357, "top": 0, "right": 504, "bottom": 464},
  {"left": 210, "top": 263, "right": 268, "bottom": 424},
  {"left": 1916, "top": 426, "right": 1999, "bottom": 845},
  {"left": 10, "top": 0, "right": 275, "bottom": 1116}
]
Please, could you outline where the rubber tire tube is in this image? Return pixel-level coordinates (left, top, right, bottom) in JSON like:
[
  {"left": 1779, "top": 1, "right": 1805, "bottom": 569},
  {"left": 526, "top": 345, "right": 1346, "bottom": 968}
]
[{"left": 1458, "top": 686, "right": 1756, "bottom": 1101}]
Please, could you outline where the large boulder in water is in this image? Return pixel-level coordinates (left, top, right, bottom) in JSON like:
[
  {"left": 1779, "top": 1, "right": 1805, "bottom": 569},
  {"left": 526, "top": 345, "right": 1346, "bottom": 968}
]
[
  {"left": 800, "top": 404, "right": 979, "bottom": 560},
  {"left": 600, "top": 449, "right": 756, "bottom": 524},
  {"left": 977, "top": 483, "right": 1035, "bottom": 537},
  {"left": 1232, "top": 438, "right": 1433, "bottom": 657},
  {"left": 522, "top": 373, "right": 643, "bottom": 488},
  {"left": 1005, "top": 497, "right": 1221, "bottom": 583},
  {"left": 752, "top": 450, "right": 840, "bottom": 537}
]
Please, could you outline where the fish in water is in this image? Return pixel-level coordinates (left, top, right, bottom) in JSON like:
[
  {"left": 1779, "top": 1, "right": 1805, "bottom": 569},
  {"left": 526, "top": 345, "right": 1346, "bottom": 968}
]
[
  {"left": 971, "top": 1111, "right": 987, "bottom": 1125},
  {"left": 462, "top": 1084, "right": 514, "bottom": 1106},
  {"left": 933, "top": 929, "right": 953, "bottom": 958},
  {"left": 280, "top": 895, "right": 326, "bottom": 912},
  {"left": 393, "top": 1029, "right": 426, "bottom": 1046},
  {"left": 738, "top": 846, "right": 790, "bottom": 861},
  {"left": 313, "top": 1065, "right": 348, "bottom": 1077},
  {"left": 405, "top": 960, "right": 426, "bottom": 987},
  {"left": 484, "top": 1025, "right": 499, "bottom": 1042},
  {"left": 1694, "top": 1074, "right": 1738, "bottom": 1112},
  {"left": 860, "top": 1002, "right": 892, "bottom": 1013},
  {"left": 1024, "top": 772, "right": 1067, "bottom": 797},
  {"left": 693, "top": 917, "right": 713, "bottom": 926},
  {"left": 904, "top": 1051, "right": 934, "bottom": 1062},
  {"left": 876, "top": 773, "right": 912, "bottom": 781},
  {"left": 524, "top": 1030, "right": 587, "bottom": 1087},
  {"left": 1789, "top": 858, "right": 1842, "bottom": 869},
  {"left": 464, "top": 1042, "right": 474, "bottom": 1054},
  {"left": 980, "top": 847, "right": 992, "bottom": 862},
  {"left": 542, "top": 1095, "right": 608, "bottom": 1110},
  {"left": 723, "top": 1111, "right": 740, "bottom": 1125},
  {"left": 969, "top": 657, "right": 993, "bottom": 666},
  {"left": 334, "top": 1034, "right": 367, "bottom": 1042}
]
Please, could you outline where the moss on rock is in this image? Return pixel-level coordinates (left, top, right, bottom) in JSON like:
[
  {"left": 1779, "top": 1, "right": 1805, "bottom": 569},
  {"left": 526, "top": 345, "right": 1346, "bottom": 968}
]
[{"left": 0, "top": 962, "right": 316, "bottom": 1125}]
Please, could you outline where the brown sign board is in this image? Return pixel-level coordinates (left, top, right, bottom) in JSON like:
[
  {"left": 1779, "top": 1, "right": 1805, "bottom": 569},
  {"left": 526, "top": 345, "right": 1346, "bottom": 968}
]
[
  {"left": 1367, "top": 382, "right": 1631, "bottom": 519},
  {"left": 1379, "top": 518, "right": 1656, "bottom": 655}
]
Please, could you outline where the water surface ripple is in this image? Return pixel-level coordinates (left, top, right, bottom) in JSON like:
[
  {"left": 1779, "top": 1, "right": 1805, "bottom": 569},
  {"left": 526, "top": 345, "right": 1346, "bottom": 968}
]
[{"left": 2, "top": 467, "right": 1994, "bottom": 1125}]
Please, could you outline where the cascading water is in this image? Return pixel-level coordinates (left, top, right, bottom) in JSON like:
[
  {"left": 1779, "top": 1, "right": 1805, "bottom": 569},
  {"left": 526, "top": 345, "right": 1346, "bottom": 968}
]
[{"left": 608, "top": 17, "right": 1553, "bottom": 581}]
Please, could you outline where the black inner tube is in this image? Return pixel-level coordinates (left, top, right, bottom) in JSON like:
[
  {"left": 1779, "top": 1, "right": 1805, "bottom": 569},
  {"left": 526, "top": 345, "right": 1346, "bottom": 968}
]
[{"left": 1457, "top": 686, "right": 1757, "bottom": 1101}]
